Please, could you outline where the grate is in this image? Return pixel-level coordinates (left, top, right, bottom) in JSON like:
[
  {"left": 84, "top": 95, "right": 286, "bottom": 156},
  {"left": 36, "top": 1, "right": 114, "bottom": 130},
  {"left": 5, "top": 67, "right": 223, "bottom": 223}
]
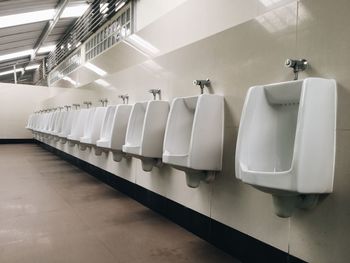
[
  {"left": 85, "top": 4, "right": 132, "bottom": 61},
  {"left": 46, "top": 0, "right": 132, "bottom": 73},
  {"left": 48, "top": 48, "right": 82, "bottom": 85}
]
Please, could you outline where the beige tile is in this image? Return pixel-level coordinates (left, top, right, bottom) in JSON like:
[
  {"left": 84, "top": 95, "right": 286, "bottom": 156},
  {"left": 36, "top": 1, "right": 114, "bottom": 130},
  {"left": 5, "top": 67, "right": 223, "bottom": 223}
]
[
  {"left": 0, "top": 231, "right": 116, "bottom": 263},
  {"left": 0, "top": 210, "right": 89, "bottom": 246},
  {"left": 296, "top": 0, "right": 350, "bottom": 130},
  {"left": 94, "top": 217, "right": 236, "bottom": 263}
]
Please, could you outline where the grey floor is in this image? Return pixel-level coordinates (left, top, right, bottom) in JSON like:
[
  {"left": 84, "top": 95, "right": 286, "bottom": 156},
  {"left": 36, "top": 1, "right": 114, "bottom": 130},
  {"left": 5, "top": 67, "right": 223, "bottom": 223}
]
[{"left": 0, "top": 144, "right": 238, "bottom": 263}]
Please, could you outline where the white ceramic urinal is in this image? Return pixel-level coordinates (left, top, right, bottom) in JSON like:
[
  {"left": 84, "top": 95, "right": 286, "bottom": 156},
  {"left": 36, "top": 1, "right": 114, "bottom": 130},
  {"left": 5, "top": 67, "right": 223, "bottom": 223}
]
[
  {"left": 43, "top": 111, "right": 54, "bottom": 137},
  {"left": 94, "top": 105, "right": 117, "bottom": 156},
  {"left": 48, "top": 110, "right": 60, "bottom": 139},
  {"left": 235, "top": 78, "right": 337, "bottom": 217},
  {"left": 52, "top": 109, "right": 68, "bottom": 142},
  {"left": 79, "top": 107, "right": 107, "bottom": 151},
  {"left": 26, "top": 113, "right": 34, "bottom": 130},
  {"left": 67, "top": 108, "right": 91, "bottom": 147},
  {"left": 163, "top": 94, "right": 224, "bottom": 188},
  {"left": 123, "top": 99, "right": 169, "bottom": 171},
  {"left": 96, "top": 104, "right": 132, "bottom": 161},
  {"left": 58, "top": 107, "right": 78, "bottom": 144}
]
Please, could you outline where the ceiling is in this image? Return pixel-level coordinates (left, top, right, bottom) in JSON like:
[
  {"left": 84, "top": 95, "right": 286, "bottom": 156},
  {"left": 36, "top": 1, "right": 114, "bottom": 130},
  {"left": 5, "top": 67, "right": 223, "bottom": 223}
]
[{"left": 0, "top": 0, "right": 89, "bottom": 84}]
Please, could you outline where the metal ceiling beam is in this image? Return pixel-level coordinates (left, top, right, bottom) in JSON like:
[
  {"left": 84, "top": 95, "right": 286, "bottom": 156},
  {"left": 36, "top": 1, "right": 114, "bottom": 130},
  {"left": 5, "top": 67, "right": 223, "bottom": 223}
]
[{"left": 31, "top": 0, "right": 69, "bottom": 61}]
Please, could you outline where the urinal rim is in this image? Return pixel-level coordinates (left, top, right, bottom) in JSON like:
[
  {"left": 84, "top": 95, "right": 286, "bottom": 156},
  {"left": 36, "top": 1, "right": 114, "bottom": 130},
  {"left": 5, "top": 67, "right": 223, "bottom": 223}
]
[{"left": 235, "top": 78, "right": 337, "bottom": 187}]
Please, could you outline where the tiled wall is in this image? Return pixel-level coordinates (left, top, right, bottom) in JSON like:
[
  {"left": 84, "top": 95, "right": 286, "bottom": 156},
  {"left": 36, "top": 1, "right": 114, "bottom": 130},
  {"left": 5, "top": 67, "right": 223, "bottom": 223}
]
[
  {"left": 41, "top": 0, "right": 350, "bottom": 262},
  {"left": 0, "top": 83, "right": 61, "bottom": 138}
]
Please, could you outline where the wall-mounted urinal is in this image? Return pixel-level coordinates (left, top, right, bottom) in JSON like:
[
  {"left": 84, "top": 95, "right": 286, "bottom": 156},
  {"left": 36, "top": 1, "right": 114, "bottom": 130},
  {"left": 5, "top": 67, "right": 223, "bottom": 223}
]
[
  {"left": 48, "top": 109, "right": 60, "bottom": 140},
  {"left": 67, "top": 102, "right": 92, "bottom": 147},
  {"left": 94, "top": 105, "right": 117, "bottom": 156},
  {"left": 96, "top": 95, "right": 132, "bottom": 161},
  {"left": 235, "top": 77, "right": 337, "bottom": 217},
  {"left": 58, "top": 105, "right": 78, "bottom": 144},
  {"left": 26, "top": 113, "right": 34, "bottom": 130},
  {"left": 79, "top": 99, "right": 108, "bottom": 151},
  {"left": 163, "top": 79, "right": 224, "bottom": 188},
  {"left": 123, "top": 90, "right": 169, "bottom": 171},
  {"left": 51, "top": 108, "right": 66, "bottom": 142},
  {"left": 43, "top": 110, "right": 55, "bottom": 138}
]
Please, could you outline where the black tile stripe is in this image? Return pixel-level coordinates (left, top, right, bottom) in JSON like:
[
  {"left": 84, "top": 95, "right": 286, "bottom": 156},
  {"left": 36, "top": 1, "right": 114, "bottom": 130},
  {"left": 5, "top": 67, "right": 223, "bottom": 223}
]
[
  {"left": 35, "top": 140, "right": 307, "bottom": 263},
  {"left": 0, "top": 139, "right": 36, "bottom": 144}
]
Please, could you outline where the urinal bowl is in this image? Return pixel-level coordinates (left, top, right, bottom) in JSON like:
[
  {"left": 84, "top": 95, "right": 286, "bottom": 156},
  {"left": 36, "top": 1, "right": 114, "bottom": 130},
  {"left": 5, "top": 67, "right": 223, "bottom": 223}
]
[
  {"left": 235, "top": 78, "right": 337, "bottom": 217},
  {"left": 58, "top": 110, "right": 78, "bottom": 145},
  {"left": 123, "top": 101, "right": 169, "bottom": 171},
  {"left": 79, "top": 107, "right": 107, "bottom": 152},
  {"left": 163, "top": 94, "right": 224, "bottom": 188},
  {"left": 68, "top": 109, "right": 91, "bottom": 148},
  {"left": 97, "top": 104, "right": 132, "bottom": 161},
  {"left": 94, "top": 106, "right": 118, "bottom": 156}
]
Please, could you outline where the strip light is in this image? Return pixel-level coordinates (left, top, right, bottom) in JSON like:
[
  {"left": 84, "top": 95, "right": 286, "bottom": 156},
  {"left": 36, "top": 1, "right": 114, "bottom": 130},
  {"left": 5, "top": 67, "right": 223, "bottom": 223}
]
[
  {"left": 84, "top": 62, "right": 107, "bottom": 76},
  {"left": 0, "top": 4, "right": 89, "bottom": 29},
  {"left": 94, "top": 79, "right": 110, "bottom": 87},
  {"left": 0, "top": 68, "right": 24, "bottom": 77},
  {"left": 25, "top": 64, "right": 41, "bottom": 71},
  {"left": 38, "top": 45, "right": 56, "bottom": 54},
  {"left": 0, "top": 49, "right": 33, "bottom": 63}
]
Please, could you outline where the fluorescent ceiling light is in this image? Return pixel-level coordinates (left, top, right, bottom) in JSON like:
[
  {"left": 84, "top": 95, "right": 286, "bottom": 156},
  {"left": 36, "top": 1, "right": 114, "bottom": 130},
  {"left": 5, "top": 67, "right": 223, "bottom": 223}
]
[
  {"left": 38, "top": 45, "right": 56, "bottom": 54},
  {"left": 0, "top": 10, "right": 54, "bottom": 29},
  {"left": 259, "top": 0, "right": 283, "bottom": 7},
  {"left": 25, "top": 64, "right": 40, "bottom": 71},
  {"left": 0, "top": 4, "right": 89, "bottom": 29},
  {"left": 115, "top": 1, "right": 126, "bottom": 12},
  {"left": 84, "top": 62, "right": 107, "bottom": 76},
  {"left": 62, "top": 5, "right": 89, "bottom": 18},
  {"left": 125, "top": 35, "right": 160, "bottom": 57},
  {"left": 0, "top": 49, "right": 33, "bottom": 63},
  {"left": 0, "top": 68, "right": 24, "bottom": 77},
  {"left": 94, "top": 79, "right": 110, "bottom": 87},
  {"left": 63, "top": 76, "right": 77, "bottom": 86},
  {"left": 100, "top": 3, "right": 109, "bottom": 14}
]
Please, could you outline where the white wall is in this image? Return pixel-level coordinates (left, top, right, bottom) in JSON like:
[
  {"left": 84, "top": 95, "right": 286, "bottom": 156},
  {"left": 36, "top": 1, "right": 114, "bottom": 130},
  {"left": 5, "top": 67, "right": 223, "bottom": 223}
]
[
  {"left": 0, "top": 83, "right": 60, "bottom": 138},
  {"left": 34, "top": 0, "right": 350, "bottom": 262},
  {"left": 134, "top": 0, "right": 188, "bottom": 31}
]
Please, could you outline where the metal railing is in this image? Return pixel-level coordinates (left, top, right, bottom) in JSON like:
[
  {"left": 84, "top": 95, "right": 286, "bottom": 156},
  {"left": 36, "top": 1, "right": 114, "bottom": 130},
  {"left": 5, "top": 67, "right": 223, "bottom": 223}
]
[{"left": 46, "top": 0, "right": 132, "bottom": 74}]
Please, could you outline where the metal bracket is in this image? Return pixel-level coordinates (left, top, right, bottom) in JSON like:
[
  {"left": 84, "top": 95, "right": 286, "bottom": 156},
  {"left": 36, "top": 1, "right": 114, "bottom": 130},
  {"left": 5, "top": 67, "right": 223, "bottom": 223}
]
[
  {"left": 285, "top": 59, "right": 308, "bottom": 80},
  {"left": 193, "top": 79, "right": 210, "bottom": 94},
  {"left": 149, "top": 89, "right": 161, "bottom": 100},
  {"left": 118, "top": 94, "right": 129, "bottom": 104},
  {"left": 83, "top": 101, "right": 92, "bottom": 108},
  {"left": 72, "top": 104, "right": 80, "bottom": 109},
  {"left": 99, "top": 99, "right": 108, "bottom": 107}
]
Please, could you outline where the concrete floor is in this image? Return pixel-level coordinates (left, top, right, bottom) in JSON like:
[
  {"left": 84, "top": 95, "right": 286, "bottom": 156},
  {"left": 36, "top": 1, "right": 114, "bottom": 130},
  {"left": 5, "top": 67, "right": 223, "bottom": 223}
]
[{"left": 0, "top": 144, "right": 238, "bottom": 263}]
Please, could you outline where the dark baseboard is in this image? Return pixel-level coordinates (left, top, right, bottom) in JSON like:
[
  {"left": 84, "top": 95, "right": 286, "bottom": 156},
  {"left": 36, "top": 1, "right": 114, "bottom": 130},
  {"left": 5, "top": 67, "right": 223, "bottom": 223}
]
[
  {"left": 36, "top": 140, "right": 306, "bottom": 263},
  {"left": 0, "top": 138, "right": 36, "bottom": 144}
]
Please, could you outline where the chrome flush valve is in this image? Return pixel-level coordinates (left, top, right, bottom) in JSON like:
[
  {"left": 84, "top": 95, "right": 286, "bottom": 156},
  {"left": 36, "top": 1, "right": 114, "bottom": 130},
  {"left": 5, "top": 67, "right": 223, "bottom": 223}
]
[
  {"left": 149, "top": 89, "right": 161, "bottom": 100},
  {"left": 285, "top": 59, "right": 308, "bottom": 80},
  {"left": 99, "top": 99, "right": 108, "bottom": 107},
  {"left": 193, "top": 79, "right": 210, "bottom": 94},
  {"left": 83, "top": 101, "right": 92, "bottom": 108},
  {"left": 72, "top": 104, "right": 80, "bottom": 109},
  {"left": 118, "top": 94, "right": 129, "bottom": 104}
]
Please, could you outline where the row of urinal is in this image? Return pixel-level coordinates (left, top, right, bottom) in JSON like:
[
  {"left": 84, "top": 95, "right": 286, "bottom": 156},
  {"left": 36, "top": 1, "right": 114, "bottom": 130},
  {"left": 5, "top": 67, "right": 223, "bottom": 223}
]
[
  {"left": 27, "top": 77, "right": 337, "bottom": 217},
  {"left": 27, "top": 88, "right": 224, "bottom": 188}
]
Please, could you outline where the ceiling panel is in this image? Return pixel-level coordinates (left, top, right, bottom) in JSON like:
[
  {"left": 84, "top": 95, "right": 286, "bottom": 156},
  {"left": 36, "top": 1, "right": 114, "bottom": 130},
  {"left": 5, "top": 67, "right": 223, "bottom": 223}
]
[
  {"left": 0, "top": 0, "right": 58, "bottom": 16},
  {"left": 0, "top": 0, "right": 89, "bottom": 84},
  {"left": 0, "top": 22, "right": 46, "bottom": 37}
]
